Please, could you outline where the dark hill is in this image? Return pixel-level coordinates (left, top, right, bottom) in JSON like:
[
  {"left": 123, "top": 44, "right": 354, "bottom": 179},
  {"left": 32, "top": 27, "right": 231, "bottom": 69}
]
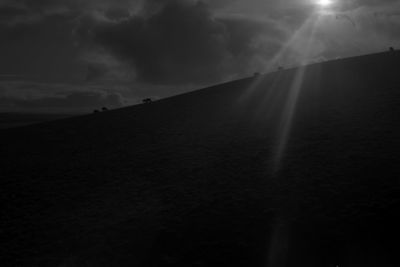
[
  {"left": 1, "top": 51, "right": 400, "bottom": 267},
  {"left": 0, "top": 113, "right": 72, "bottom": 129}
]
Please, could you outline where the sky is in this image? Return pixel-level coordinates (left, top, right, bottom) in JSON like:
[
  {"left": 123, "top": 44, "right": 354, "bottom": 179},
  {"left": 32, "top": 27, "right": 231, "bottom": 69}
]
[{"left": 0, "top": 0, "right": 399, "bottom": 113}]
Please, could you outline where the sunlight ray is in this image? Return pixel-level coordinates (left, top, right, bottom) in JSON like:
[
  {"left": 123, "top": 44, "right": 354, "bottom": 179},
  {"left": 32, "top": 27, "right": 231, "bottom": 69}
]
[
  {"left": 264, "top": 16, "right": 316, "bottom": 73},
  {"left": 272, "top": 15, "right": 320, "bottom": 173},
  {"left": 238, "top": 16, "right": 316, "bottom": 103}
]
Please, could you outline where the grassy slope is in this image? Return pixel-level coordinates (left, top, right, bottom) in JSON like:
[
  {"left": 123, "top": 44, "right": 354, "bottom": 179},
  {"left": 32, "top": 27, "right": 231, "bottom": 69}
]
[
  {"left": 1, "top": 52, "right": 400, "bottom": 267},
  {"left": 0, "top": 113, "right": 73, "bottom": 129}
]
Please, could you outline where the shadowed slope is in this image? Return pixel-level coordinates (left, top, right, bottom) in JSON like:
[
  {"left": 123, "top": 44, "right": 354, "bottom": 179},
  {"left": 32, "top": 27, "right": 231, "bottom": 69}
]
[
  {"left": 1, "top": 51, "right": 400, "bottom": 267},
  {"left": 0, "top": 113, "right": 72, "bottom": 129}
]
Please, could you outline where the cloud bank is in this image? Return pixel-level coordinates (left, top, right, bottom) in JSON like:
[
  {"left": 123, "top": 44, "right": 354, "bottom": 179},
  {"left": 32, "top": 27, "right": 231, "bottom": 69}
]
[
  {"left": 86, "top": 0, "right": 284, "bottom": 84},
  {"left": 0, "top": 0, "right": 400, "bottom": 112}
]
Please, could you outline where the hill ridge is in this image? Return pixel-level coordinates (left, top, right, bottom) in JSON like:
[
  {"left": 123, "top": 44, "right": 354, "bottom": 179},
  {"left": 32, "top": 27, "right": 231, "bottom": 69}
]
[{"left": 1, "top": 50, "right": 400, "bottom": 266}]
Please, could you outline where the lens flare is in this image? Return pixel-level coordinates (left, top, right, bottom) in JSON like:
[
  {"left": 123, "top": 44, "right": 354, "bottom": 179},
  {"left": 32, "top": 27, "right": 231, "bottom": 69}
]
[{"left": 316, "top": 0, "right": 333, "bottom": 7}]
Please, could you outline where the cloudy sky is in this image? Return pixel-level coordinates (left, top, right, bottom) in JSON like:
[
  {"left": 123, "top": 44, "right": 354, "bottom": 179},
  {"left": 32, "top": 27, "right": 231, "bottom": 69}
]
[{"left": 0, "top": 0, "right": 399, "bottom": 113}]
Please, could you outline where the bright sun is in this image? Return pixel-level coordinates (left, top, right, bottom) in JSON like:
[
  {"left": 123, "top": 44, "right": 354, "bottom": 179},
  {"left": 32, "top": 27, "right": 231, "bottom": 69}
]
[{"left": 316, "top": 0, "right": 333, "bottom": 7}]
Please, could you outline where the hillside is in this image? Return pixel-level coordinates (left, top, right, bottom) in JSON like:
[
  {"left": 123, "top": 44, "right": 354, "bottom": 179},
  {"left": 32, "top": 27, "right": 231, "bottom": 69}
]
[
  {"left": 0, "top": 113, "right": 73, "bottom": 129},
  {"left": 1, "top": 51, "right": 400, "bottom": 267}
]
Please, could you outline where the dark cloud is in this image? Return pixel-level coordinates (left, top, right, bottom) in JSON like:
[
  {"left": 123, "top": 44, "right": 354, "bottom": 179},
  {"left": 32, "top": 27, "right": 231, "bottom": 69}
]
[
  {"left": 86, "top": 64, "right": 108, "bottom": 82},
  {"left": 0, "top": 14, "right": 85, "bottom": 83},
  {"left": 1, "top": 0, "right": 400, "bottom": 113},
  {"left": 0, "top": 0, "right": 140, "bottom": 16},
  {"left": 2, "top": 0, "right": 398, "bottom": 86},
  {"left": 220, "top": 16, "right": 282, "bottom": 57},
  {"left": 1, "top": 91, "right": 123, "bottom": 110},
  {"left": 91, "top": 1, "right": 227, "bottom": 84},
  {"left": 0, "top": 5, "right": 27, "bottom": 18},
  {"left": 86, "top": 0, "right": 284, "bottom": 84},
  {"left": 352, "top": 0, "right": 399, "bottom": 8}
]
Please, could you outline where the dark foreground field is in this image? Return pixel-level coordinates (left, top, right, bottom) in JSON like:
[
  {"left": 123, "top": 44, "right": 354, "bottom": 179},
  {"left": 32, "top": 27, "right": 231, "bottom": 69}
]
[{"left": 1, "top": 52, "right": 400, "bottom": 267}]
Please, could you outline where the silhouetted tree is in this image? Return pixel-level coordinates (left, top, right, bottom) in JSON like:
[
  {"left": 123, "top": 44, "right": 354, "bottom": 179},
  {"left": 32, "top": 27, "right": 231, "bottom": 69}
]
[
  {"left": 254, "top": 72, "right": 260, "bottom": 77},
  {"left": 101, "top": 107, "right": 109, "bottom": 112},
  {"left": 142, "top": 98, "right": 152, "bottom": 104},
  {"left": 389, "top": 47, "right": 395, "bottom": 52},
  {"left": 278, "top": 66, "right": 283, "bottom": 71},
  {"left": 93, "top": 109, "right": 100, "bottom": 113}
]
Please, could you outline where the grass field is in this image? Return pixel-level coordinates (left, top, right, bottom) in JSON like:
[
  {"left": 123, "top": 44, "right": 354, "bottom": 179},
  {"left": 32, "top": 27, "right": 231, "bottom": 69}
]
[{"left": 1, "top": 51, "right": 400, "bottom": 267}]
